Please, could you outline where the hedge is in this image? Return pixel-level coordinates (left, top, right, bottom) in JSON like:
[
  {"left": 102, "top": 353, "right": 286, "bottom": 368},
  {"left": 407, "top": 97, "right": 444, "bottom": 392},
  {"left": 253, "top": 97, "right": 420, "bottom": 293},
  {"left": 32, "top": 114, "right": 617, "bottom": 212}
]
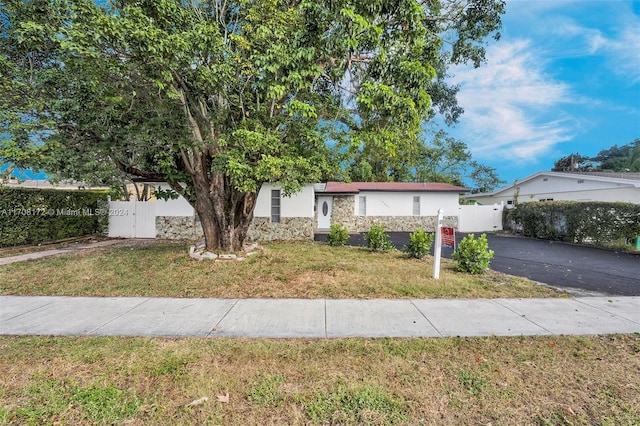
[
  {"left": 0, "top": 187, "right": 108, "bottom": 247},
  {"left": 503, "top": 201, "right": 640, "bottom": 246}
]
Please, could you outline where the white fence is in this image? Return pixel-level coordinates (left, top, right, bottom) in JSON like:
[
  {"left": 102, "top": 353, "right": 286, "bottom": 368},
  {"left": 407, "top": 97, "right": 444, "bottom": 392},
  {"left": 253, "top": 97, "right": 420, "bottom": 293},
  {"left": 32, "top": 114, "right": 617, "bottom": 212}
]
[
  {"left": 107, "top": 197, "right": 194, "bottom": 238},
  {"left": 458, "top": 204, "right": 503, "bottom": 233}
]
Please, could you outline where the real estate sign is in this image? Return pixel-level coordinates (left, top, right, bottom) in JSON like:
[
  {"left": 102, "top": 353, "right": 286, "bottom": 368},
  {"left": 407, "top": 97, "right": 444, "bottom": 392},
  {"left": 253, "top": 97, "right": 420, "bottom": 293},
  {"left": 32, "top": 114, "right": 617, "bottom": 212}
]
[{"left": 441, "top": 227, "right": 455, "bottom": 248}]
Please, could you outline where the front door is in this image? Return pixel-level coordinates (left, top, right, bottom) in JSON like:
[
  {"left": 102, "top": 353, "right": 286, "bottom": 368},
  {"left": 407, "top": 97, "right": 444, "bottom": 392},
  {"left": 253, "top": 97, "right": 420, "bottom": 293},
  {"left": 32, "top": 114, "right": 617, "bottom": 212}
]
[{"left": 316, "top": 196, "right": 333, "bottom": 230}]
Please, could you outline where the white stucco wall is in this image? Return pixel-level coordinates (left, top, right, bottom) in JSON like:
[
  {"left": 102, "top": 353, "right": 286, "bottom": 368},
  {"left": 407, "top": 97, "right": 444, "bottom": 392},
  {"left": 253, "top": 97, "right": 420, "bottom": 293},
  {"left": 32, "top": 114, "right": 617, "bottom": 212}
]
[
  {"left": 524, "top": 175, "right": 621, "bottom": 193},
  {"left": 419, "top": 192, "right": 461, "bottom": 215},
  {"left": 471, "top": 178, "right": 640, "bottom": 205},
  {"left": 356, "top": 191, "right": 460, "bottom": 216},
  {"left": 253, "top": 183, "right": 315, "bottom": 218}
]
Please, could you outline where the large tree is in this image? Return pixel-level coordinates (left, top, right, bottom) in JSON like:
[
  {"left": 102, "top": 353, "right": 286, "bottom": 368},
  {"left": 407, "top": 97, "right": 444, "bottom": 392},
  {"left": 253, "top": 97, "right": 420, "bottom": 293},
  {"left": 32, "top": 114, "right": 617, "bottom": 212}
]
[
  {"left": 551, "top": 152, "right": 594, "bottom": 172},
  {"left": 1, "top": 0, "right": 505, "bottom": 251},
  {"left": 551, "top": 138, "right": 640, "bottom": 173},
  {"left": 345, "top": 130, "right": 504, "bottom": 192},
  {"left": 591, "top": 139, "right": 640, "bottom": 172}
]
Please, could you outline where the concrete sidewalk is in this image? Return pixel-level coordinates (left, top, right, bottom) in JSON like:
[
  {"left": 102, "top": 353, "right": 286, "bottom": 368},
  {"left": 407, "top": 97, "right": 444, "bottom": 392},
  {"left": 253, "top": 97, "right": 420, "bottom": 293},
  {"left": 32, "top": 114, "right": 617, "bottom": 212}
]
[{"left": 1, "top": 295, "right": 639, "bottom": 338}]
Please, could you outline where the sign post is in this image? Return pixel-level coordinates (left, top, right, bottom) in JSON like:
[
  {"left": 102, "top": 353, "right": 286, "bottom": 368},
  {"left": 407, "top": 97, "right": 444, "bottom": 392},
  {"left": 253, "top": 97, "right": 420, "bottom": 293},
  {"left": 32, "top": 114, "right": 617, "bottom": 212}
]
[{"left": 432, "top": 208, "right": 443, "bottom": 279}]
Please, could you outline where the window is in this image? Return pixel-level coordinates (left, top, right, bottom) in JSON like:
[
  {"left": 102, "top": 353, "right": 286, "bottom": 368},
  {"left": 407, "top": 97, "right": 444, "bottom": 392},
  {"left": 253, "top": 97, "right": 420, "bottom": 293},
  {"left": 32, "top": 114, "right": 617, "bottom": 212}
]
[
  {"left": 577, "top": 179, "right": 584, "bottom": 184},
  {"left": 358, "top": 196, "right": 366, "bottom": 216},
  {"left": 413, "top": 196, "right": 420, "bottom": 215},
  {"left": 271, "top": 189, "right": 281, "bottom": 223}
]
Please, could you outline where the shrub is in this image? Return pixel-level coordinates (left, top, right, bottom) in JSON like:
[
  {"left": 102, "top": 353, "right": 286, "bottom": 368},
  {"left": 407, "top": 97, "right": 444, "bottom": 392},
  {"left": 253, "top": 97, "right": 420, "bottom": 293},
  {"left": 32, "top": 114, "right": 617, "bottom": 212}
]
[
  {"left": 403, "top": 229, "right": 434, "bottom": 259},
  {"left": 503, "top": 201, "right": 640, "bottom": 248},
  {"left": 327, "top": 223, "right": 349, "bottom": 246},
  {"left": 0, "top": 187, "right": 107, "bottom": 247},
  {"left": 452, "top": 233, "right": 494, "bottom": 274},
  {"left": 363, "top": 224, "right": 394, "bottom": 252}
]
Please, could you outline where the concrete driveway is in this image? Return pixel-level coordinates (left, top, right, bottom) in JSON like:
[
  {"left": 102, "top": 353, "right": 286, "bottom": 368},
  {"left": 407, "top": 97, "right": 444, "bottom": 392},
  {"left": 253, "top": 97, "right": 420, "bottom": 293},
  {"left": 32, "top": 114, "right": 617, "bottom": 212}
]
[{"left": 315, "top": 232, "right": 640, "bottom": 297}]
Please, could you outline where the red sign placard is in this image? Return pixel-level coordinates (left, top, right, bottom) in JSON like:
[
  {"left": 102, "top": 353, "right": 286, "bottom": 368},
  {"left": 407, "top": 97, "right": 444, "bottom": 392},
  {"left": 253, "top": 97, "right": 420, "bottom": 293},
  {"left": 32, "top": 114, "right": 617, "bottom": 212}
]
[{"left": 441, "top": 226, "right": 455, "bottom": 248}]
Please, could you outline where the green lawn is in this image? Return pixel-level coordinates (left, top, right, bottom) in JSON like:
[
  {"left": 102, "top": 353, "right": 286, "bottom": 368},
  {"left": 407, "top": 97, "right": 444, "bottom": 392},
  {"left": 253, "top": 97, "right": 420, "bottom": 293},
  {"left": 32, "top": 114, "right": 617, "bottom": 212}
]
[{"left": 0, "top": 241, "right": 561, "bottom": 299}]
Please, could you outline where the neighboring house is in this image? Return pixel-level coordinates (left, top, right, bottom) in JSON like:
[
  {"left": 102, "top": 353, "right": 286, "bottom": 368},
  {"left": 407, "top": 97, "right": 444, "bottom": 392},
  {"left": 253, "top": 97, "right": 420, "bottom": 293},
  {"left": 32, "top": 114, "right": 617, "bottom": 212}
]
[
  {"left": 112, "top": 181, "right": 467, "bottom": 241},
  {"left": 463, "top": 171, "right": 640, "bottom": 207}
]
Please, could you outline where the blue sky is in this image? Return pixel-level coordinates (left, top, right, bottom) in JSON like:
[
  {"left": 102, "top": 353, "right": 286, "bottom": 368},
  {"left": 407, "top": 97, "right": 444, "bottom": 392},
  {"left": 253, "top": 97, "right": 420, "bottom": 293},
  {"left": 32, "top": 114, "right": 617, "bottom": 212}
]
[
  {"left": 0, "top": 164, "right": 47, "bottom": 180},
  {"left": 442, "top": 0, "right": 640, "bottom": 187}
]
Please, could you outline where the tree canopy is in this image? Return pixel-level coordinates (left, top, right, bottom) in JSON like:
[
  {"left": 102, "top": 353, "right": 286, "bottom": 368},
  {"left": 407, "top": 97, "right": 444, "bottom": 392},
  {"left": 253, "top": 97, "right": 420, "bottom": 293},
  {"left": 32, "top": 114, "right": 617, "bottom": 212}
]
[
  {"left": 552, "top": 139, "right": 640, "bottom": 173},
  {"left": 344, "top": 130, "right": 503, "bottom": 192},
  {"left": 1, "top": 0, "right": 505, "bottom": 251},
  {"left": 591, "top": 139, "right": 640, "bottom": 172}
]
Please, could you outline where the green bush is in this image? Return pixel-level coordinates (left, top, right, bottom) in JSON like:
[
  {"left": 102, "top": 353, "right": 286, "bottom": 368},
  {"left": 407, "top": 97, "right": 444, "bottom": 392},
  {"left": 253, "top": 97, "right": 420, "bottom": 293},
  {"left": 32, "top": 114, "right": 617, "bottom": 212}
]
[
  {"left": 327, "top": 223, "right": 350, "bottom": 246},
  {"left": 363, "top": 224, "right": 394, "bottom": 252},
  {"left": 503, "top": 201, "right": 640, "bottom": 248},
  {"left": 452, "top": 233, "right": 494, "bottom": 274},
  {"left": 0, "top": 187, "right": 107, "bottom": 247},
  {"left": 403, "top": 229, "right": 434, "bottom": 259}
]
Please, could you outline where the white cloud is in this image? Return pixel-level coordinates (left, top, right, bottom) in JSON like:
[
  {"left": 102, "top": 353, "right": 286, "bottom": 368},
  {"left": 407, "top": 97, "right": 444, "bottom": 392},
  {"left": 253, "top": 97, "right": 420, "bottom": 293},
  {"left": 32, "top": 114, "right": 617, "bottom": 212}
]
[
  {"left": 604, "top": 22, "right": 640, "bottom": 84},
  {"left": 449, "top": 40, "right": 575, "bottom": 162},
  {"left": 545, "top": 19, "right": 606, "bottom": 56},
  {"left": 510, "top": 2, "right": 640, "bottom": 83},
  {"left": 549, "top": 18, "right": 640, "bottom": 84}
]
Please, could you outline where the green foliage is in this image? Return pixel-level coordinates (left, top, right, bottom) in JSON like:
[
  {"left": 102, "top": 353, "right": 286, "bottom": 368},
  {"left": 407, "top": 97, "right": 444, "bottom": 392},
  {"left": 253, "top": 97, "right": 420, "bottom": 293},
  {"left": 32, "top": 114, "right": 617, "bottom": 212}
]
[
  {"left": 153, "top": 187, "right": 180, "bottom": 201},
  {"left": 452, "top": 233, "right": 495, "bottom": 274},
  {"left": 0, "top": 187, "right": 107, "bottom": 247},
  {"left": 327, "top": 223, "right": 350, "bottom": 246},
  {"left": 551, "top": 153, "right": 594, "bottom": 172},
  {"left": 551, "top": 138, "right": 640, "bottom": 172},
  {"left": 504, "top": 201, "right": 640, "bottom": 248},
  {"left": 0, "top": 0, "right": 506, "bottom": 250},
  {"left": 403, "top": 228, "right": 434, "bottom": 259},
  {"left": 592, "top": 138, "right": 640, "bottom": 172},
  {"left": 364, "top": 224, "right": 394, "bottom": 252},
  {"left": 345, "top": 129, "right": 504, "bottom": 192}
]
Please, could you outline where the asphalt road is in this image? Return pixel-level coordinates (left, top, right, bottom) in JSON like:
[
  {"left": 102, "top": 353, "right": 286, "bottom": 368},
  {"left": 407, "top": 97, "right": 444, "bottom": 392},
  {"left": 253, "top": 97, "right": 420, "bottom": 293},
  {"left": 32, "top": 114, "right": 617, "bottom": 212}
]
[{"left": 315, "top": 232, "right": 640, "bottom": 296}]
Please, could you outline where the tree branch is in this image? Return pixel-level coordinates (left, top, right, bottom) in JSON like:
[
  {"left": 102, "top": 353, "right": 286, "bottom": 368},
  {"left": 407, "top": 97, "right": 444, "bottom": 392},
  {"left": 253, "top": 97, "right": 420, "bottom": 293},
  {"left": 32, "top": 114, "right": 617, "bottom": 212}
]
[{"left": 112, "top": 157, "right": 166, "bottom": 181}]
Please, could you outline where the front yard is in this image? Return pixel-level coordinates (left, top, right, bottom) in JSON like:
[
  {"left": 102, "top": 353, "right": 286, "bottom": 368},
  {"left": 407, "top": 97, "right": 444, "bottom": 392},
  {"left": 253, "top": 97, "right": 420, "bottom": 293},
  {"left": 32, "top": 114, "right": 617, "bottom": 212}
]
[{"left": 0, "top": 241, "right": 560, "bottom": 299}]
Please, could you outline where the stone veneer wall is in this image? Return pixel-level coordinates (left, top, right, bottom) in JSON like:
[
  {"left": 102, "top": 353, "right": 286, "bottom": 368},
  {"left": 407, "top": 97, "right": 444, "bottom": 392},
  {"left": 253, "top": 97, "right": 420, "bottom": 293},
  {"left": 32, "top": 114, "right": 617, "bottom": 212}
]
[
  {"left": 156, "top": 216, "right": 314, "bottom": 242},
  {"left": 323, "top": 194, "right": 458, "bottom": 232},
  {"left": 352, "top": 215, "right": 458, "bottom": 233},
  {"left": 246, "top": 217, "right": 314, "bottom": 241},
  {"left": 156, "top": 216, "right": 203, "bottom": 241},
  {"left": 328, "top": 195, "right": 357, "bottom": 230},
  {"left": 157, "top": 203, "right": 458, "bottom": 241}
]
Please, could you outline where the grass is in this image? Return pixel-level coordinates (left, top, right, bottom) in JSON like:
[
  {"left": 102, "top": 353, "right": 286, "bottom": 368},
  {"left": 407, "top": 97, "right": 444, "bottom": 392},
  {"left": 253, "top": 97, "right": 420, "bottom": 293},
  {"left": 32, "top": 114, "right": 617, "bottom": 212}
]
[
  {"left": 0, "top": 241, "right": 561, "bottom": 299},
  {"left": 1, "top": 335, "right": 639, "bottom": 425},
  {"left": 2, "top": 240, "right": 633, "bottom": 424}
]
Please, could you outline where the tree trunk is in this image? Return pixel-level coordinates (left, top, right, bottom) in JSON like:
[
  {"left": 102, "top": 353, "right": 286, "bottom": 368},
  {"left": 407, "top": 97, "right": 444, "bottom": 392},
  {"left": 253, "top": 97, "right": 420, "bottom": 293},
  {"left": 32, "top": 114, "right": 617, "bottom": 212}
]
[{"left": 191, "top": 170, "right": 257, "bottom": 252}]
